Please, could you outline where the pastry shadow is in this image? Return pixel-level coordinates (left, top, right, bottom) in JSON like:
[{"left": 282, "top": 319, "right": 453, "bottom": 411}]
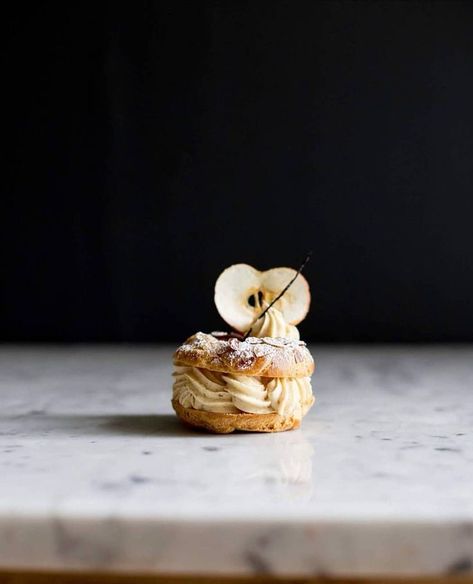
[
  {"left": 103, "top": 413, "right": 189, "bottom": 436},
  {"left": 1, "top": 413, "right": 202, "bottom": 438}
]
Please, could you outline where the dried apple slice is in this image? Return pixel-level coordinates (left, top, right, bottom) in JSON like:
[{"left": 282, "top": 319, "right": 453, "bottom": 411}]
[{"left": 214, "top": 264, "right": 310, "bottom": 332}]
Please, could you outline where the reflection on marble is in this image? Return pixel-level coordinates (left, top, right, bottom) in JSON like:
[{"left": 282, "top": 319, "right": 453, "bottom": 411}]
[{"left": 0, "top": 346, "right": 473, "bottom": 576}]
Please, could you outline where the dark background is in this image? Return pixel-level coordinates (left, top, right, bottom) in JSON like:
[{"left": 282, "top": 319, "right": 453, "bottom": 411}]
[{"left": 2, "top": 1, "right": 473, "bottom": 342}]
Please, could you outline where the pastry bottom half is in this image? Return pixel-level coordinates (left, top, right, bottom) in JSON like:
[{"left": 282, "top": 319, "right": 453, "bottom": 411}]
[{"left": 172, "top": 399, "right": 301, "bottom": 434}]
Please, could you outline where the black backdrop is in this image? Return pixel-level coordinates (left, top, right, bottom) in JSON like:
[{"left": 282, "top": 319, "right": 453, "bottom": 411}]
[{"left": 2, "top": 1, "right": 473, "bottom": 342}]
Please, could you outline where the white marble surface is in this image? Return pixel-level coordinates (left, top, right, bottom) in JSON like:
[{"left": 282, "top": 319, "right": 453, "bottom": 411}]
[{"left": 0, "top": 345, "right": 472, "bottom": 577}]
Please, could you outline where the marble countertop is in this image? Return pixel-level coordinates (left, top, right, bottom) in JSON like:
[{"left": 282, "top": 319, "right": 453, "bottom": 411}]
[{"left": 0, "top": 345, "right": 472, "bottom": 578}]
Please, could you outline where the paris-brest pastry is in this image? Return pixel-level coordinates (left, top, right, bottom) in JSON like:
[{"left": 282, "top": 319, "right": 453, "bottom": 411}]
[{"left": 172, "top": 264, "right": 315, "bottom": 433}]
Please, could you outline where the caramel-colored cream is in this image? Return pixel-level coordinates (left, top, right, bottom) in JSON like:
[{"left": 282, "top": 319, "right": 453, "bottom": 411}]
[
  {"left": 249, "top": 306, "right": 300, "bottom": 340},
  {"left": 173, "top": 366, "right": 313, "bottom": 419}
]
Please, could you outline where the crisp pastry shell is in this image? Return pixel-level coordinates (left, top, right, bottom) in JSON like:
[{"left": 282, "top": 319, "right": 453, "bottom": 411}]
[
  {"left": 173, "top": 332, "right": 314, "bottom": 378},
  {"left": 172, "top": 400, "right": 300, "bottom": 434}
]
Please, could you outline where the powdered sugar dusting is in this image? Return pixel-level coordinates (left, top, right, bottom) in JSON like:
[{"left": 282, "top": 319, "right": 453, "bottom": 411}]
[{"left": 174, "top": 332, "right": 313, "bottom": 376}]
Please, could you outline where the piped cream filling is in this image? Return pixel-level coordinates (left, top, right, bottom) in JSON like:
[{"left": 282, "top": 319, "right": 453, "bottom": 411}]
[
  {"left": 173, "top": 366, "right": 314, "bottom": 419},
  {"left": 249, "top": 305, "right": 300, "bottom": 340}
]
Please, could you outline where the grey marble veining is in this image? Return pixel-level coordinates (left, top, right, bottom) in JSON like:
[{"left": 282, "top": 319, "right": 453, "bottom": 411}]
[{"left": 0, "top": 345, "right": 472, "bottom": 576}]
